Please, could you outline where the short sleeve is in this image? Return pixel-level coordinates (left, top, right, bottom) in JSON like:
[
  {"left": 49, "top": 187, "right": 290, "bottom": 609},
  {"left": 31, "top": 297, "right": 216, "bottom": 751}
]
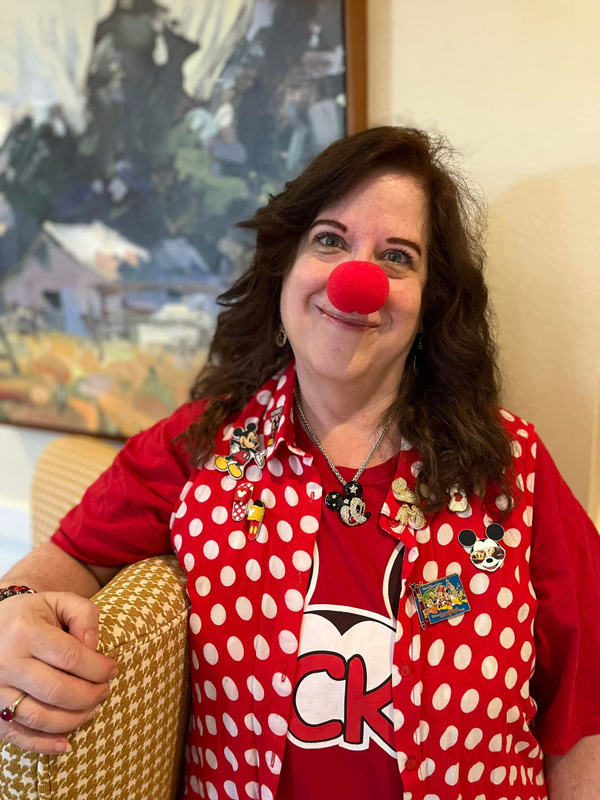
[
  {"left": 49, "top": 400, "right": 206, "bottom": 568},
  {"left": 528, "top": 433, "right": 600, "bottom": 755}
]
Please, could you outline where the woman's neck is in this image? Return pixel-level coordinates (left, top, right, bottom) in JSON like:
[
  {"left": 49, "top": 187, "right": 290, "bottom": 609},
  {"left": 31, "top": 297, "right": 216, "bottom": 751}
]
[{"left": 294, "top": 365, "right": 402, "bottom": 469}]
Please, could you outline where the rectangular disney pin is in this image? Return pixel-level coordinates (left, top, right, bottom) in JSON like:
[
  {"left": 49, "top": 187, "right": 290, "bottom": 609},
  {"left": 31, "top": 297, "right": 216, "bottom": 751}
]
[
  {"left": 409, "top": 574, "right": 470, "bottom": 630},
  {"left": 267, "top": 406, "right": 283, "bottom": 448},
  {"left": 247, "top": 500, "right": 266, "bottom": 541}
]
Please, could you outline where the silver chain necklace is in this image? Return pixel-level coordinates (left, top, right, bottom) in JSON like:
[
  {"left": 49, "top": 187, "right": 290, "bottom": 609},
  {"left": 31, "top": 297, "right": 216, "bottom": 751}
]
[{"left": 294, "top": 390, "right": 395, "bottom": 526}]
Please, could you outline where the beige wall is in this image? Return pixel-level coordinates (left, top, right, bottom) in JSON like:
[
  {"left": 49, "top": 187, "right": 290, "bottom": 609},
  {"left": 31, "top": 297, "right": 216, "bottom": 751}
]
[{"left": 367, "top": 0, "right": 600, "bottom": 514}]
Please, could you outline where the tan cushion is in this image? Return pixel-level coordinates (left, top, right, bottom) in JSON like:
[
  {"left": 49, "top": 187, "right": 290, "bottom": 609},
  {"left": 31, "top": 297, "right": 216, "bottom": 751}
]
[{"left": 32, "top": 436, "right": 119, "bottom": 548}]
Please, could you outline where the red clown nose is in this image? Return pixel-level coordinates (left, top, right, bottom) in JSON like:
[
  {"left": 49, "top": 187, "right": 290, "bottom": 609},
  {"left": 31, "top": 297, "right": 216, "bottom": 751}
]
[{"left": 326, "top": 260, "right": 390, "bottom": 315}]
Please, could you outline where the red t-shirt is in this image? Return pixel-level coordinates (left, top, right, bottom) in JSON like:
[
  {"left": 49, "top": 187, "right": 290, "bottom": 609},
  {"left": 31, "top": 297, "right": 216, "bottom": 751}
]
[
  {"left": 275, "top": 418, "right": 403, "bottom": 799},
  {"left": 50, "top": 400, "right": 600, "bottom": 767}
]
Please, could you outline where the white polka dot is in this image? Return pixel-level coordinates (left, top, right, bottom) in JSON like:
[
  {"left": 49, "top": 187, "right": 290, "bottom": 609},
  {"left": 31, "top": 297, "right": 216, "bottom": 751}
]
[
  {"left": 437, "top": 523, "right": 454, "bottom": 545},
  {"left": 221, "top": 474, "right": 237, "bottom": 492},
  {"left": 410, "top": 633, "right": 421, "bottom": 661},
  {"left": 184, "top": 552, "right": 196, "bottom": 572},
  {"left": 260, "top": 488, "right": 276, "bottom": 509},
  {"left": 245, "top": 782, "right": 259, "bottom": 799},
  {"left": 427, "top": 639, "right": 445, "bottom": 666},
  {"left": 468, "top": 762, "right": 485, "bottom": 782},
  {"left": 257, "top": 390, "right": 272, "bottom": 405},
  {"left": 285, "top": 486, "right": 299, "bottom": 506},
  {"left": 196, "top": 576, "right": 211, "bottom": 596},
  {"left": 518, "top": 603, "right": 530, "bottom": 623},
  {"left": 500, "top": 627, "right": 516, "bottom": 648},
  {"left": 497, "top": 587, "right": 513, "bottom": 608},
  {"left": 454, "top": 644, "right": 472, "bottom": 670},
  {"left": 220, "top": 566, "right": 236, "bottom": 587},
  {"left": 418, "top": 757, "right": 436, "bottom": 779},
  {"left": 246, "top": 465, "right": 263, "bottom": 482},
  {"left": 223, "top": 712, "right": 238, "bottom": 736},
  {"left": 247, "top": 675, "right": 264, "bottom": 701},
  {"left": 212, "top": 506, "right": 228, "bottom": 525},
  {"left": 432, "top": 683, "right": 452, "bottom": 710},
  {"left": 261, "top": 593, "right": 277, "bottom": 618},
  {"left": 461, "top": 688, "right": 479, "bottom": 712},
  {"left": 511, "top": 440, "right": 522, "bottom": 458},
  {"left": 267, "top": 457, "right": 283, "bottom": 477},
  {"left": 414, "top": 720, "right": 429, "bottom": 743},
  {"left": 490, "top": 766, "right": 507, "bottom": 785},
  {"left": 407, "top": 546, "right": 419, "bottom": 562},
  {"left": 445, "top": 561, "right": 462, "bottom": 576},
  {"left": 300, "top": 515, "right": 319, "bottom": 533},
  {"left": 204, "top": 540, "right": 219, "bottom": 560},
  {"left": 467, "top": 571, "right": 491, "bottom": 596},
  {"left": 268, "top": 713, "right": 288, "bottom": 736},
  {"left": 245, "top": 559, "right": 261, "bottom": 581},
  {"left": 505, "top": 667, "right": 518, "bottom": 689},
  {"left": 225, "top": 779, "right": 239, "bottom": 798},
  {"left": 277, "top": 520, "right": 293, "bottom": 542},
  {"left": 173, "top": 534, "right": 182, "bottom": 551},
  {"left": 204, "top": 681, "right": 217, "bottom": 701},
  {"left": 445, "top": 764, "right": 459, "bottom": 786},
  {"left": 260, "top": 787, "right": 273, "bottom": 800},
  {"left": 192, "top": 651, "right": 200, "bottom": 670},
  {"left": 244, "top": 713, "right": 262, "bottom": 735},
  {"left": 487, "top": 697, "right": 502, "bottom": 719},
  {"left": 266, "top": 750, "right": 282, "bottom": 775},
  {"left": 506, "top": 705, "right": 520, "bottom": 723},
  {"left": 523, "top": 506, "right": 533, "bottom": 526},
  {"left": 289, "top": 455, "right": 303, "bottom": 475},
  {"left": 190, "top": 613, "right": 201, "bottom": 634},
  {"left": 516, "top": 474, "right": 525, "bottom": 491},
  {"left": 306, "top": 482, "right": 323, "bottom": 500},
  {"left": 292, "top": 550, "right": 312, "bottom": 571},
  {"left": 236, "top": 597, "right": 253, "bottom": 620},
  {"left": 269, "top": 555, "right": 286, "bottom": 579},
  {"left": 489, "top": 733, "right": 503, "bottom": 752},
  {"left": 521, "top": 641, "right": 533, "bottom": 662},
  {"left": 227, "top": 636, "right": 244, "bottom": 661},
  {"left": 254, "top": 634, "right": 270, "bottom": 660},
  {"left": 203, "top": 644, "right": 218, "bottom": 665},
  {"left": 244, "top": 748, "right": 259, "bottom": 767},
  {"left": 222, "top": 677, "right": 239, "bottom": 701},
  {"left": 189, "top": 518, "right": 203, "bottom": 536},
  {"left": 272, "top": 672, "right": 292, "bottom": 697},
  {"left": 278, "top": 630, "right": 298, "bottom": 654},
  {"left": 504, "top": 527, "right": 522, "bottom": 547},
  {"left": 440, "top": 725, "right": 458, "bottom": 750},
  {"left": 285, "top": 589, "right": 304, "bottom": 612},
  {"left": 229, "top": 530, "right": 246, "bottom": 550},
  {"left": 206, "top": 779, "right": 218, "bottom": 797},
  {"left": 422, "top": 560, "right": 438, "bottom": 582},
  {"left": 481, "top": 655, "right": 498, "bottom": 679},
  {"left": 526, "top": 472, "right": 535, "bottom": 492},
  {"left": 474, "top": 613, "right": 492, "bottom": 636},
  {"left": 211, "top": 604, "right": 226, "bottom": 625},
  {"left": 465, "top": 728, "right": 483, "bottom": 749},
  {"left": 410, "top": 681, "right": 422, "bottom": 706},
  {"left": 411, "top": 460, "right": 423, "bottom": 477},
  {"left": 500, "top": 409, "right": 515, "bottom": 421},
  {"left": 195, "top": 485, "right": 211, "bottom": 503}
]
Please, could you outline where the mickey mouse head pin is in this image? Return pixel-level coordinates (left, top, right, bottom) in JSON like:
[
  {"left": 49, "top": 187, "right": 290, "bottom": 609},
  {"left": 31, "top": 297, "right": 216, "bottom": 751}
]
[{"left": 458, "top": 523, "right": 507, "bottom": 572}]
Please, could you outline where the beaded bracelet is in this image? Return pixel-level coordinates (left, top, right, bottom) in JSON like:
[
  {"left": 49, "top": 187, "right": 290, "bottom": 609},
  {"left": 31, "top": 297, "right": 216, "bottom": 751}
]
[{"left": 0, "top": 585, "right": 36, "bottom": 602}]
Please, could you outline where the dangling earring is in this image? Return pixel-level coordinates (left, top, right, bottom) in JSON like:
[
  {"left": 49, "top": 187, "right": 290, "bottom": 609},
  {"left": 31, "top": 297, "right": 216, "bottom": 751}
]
[
  {"left": 413, "top": 333, "right": 424, "bottom": 376},
  {"left": 275, "top": 324, "right": 288, "bottom": 348}
]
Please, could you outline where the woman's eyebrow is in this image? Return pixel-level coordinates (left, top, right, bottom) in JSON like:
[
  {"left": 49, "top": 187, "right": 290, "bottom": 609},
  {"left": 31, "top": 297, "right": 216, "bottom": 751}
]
[{"left": 309, "top": 219, "right": 422, "bottom": 257}]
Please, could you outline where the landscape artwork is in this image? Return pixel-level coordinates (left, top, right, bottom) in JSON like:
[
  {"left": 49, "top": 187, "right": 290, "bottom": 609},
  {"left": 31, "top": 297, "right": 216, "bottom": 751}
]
[{"left": 0, "top": 0, "right": 350, "bottom": 437}]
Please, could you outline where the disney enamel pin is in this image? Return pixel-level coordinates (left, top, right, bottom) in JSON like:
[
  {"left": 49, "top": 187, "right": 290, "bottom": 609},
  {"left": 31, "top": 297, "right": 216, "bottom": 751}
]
[
  {"left": 267, "top": 406, "right": 283, "bottom": 448},
  {"left": 458, "top": 523, "right": 506, "bottom": 572},
  {"left": 215, "top": 422, "right": 266, "bottom": 480},
  {"left": 410, "top": 574, "right": 471, "bottom": 630},
  {"left": 392, "top": 477, "right": 426, "bottom": 530}
]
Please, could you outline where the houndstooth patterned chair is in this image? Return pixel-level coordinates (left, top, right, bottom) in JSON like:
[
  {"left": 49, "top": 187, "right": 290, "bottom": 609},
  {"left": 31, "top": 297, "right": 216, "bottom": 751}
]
[{"left": 0, "top": 436, "right": 191, "bottom": 800}]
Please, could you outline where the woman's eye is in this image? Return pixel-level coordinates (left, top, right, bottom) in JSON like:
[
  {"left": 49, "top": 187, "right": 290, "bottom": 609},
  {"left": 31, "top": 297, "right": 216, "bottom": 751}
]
[
  {"left": 384, "top": 249, "right": 414, "bottom": 266},
  {"left": 315, "top": 232, "right": 343, "bottom": 248}
]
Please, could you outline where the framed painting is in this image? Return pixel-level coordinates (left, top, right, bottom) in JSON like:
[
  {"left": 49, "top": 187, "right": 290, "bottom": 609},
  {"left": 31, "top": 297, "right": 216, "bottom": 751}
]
[{"left": 0, "top": 0, "right": 367, "bottom": 438}]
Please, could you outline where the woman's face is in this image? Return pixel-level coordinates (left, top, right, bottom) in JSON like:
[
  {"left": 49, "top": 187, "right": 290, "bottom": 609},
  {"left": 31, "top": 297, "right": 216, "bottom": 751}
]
[{"left": 280, "top": 170, "right": 428, "bottom": 389}]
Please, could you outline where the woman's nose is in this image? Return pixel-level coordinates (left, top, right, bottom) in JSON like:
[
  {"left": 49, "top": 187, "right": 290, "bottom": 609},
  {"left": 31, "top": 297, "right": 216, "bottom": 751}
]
[{"left": 327, "top": 260, "right": 390, "bottom": 314}]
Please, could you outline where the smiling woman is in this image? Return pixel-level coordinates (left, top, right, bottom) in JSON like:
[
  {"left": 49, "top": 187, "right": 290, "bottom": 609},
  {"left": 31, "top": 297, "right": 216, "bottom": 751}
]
[{"left": 5, "top": 127, "right": 600, "bottom": 800}]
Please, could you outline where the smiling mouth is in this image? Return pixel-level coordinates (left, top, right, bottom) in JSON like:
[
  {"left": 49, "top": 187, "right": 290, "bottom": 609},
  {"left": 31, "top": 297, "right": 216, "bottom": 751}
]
[{"left": 317, "top": 306, "right": 378, "bottom": 331}]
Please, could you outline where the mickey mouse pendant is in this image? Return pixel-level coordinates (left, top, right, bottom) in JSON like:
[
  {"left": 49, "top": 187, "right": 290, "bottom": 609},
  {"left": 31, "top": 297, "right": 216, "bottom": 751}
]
[{"left": 325, "top": 480, "right": 370, "bottom": 526}]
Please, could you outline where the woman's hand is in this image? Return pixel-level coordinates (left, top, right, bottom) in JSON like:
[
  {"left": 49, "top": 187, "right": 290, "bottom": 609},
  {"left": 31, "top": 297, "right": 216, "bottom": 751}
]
[{"left": 0, "top": 591, "right": 118, "bottom": 754}]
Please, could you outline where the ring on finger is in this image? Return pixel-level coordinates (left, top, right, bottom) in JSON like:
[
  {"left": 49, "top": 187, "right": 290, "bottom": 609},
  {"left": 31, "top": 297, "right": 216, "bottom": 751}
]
[{"left": 1, "top": 692, "right": 28, "bottom": 722}]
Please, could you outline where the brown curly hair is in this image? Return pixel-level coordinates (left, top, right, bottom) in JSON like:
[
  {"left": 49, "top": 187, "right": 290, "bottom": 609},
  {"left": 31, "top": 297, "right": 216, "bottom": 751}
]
[{"left": 184, "top": 126, "right": 520, "bottom": 521}]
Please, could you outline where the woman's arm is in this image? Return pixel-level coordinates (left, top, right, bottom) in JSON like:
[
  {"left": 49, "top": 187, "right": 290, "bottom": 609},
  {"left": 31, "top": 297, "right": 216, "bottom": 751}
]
[{"left": 544, "top": 735, "right": 600, "bottom": 799}]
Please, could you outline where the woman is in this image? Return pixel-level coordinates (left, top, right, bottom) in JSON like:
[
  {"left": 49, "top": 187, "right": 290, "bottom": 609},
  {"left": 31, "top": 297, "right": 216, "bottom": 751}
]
[{"left": 1, "top": 127, "right": 599, "bottom": 800}]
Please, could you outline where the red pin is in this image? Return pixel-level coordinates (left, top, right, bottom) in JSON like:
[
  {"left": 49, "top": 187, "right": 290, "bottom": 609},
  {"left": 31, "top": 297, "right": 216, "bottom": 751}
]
[{"left": 327, "top": 260, "right": 390, "bottom": 315}]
